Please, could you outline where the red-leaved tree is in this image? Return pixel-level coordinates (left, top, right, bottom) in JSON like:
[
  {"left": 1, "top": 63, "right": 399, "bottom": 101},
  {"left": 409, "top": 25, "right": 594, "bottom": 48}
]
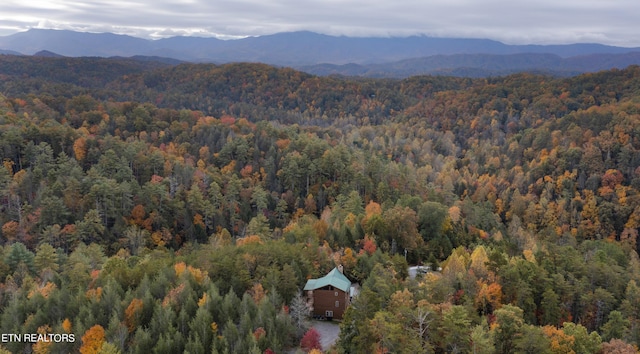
[{"left": 300, "top": 328, "right": 322, "bottom": 352}]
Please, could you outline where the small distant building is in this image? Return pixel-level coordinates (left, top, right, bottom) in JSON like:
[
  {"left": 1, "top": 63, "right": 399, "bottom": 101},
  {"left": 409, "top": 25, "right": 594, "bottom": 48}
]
[{"left": 303, "top": 267, "right": 351, "bottom": 320}]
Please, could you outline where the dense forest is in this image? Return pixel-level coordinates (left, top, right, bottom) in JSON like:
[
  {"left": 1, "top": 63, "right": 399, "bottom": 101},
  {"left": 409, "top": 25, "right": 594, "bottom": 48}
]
[{"left": 1, "top": 55, "right": 640, "bottom": 353}]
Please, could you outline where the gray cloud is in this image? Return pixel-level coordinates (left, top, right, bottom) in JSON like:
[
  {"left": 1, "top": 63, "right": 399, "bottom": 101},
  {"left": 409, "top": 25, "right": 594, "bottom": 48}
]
[{"left": 0, "top": 0, "right": 638, "bottom": 46}]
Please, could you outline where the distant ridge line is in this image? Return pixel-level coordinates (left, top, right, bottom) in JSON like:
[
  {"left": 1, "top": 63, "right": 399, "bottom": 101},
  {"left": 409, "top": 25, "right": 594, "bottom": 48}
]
[{"left": 1, "top": 29, "right": 640, "bottom": 77}]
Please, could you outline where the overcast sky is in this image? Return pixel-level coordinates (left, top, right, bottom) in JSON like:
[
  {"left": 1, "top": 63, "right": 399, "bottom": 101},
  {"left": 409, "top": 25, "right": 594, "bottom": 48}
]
[{"left": 0, "top": 0, "right": 638, "bottom": 46}]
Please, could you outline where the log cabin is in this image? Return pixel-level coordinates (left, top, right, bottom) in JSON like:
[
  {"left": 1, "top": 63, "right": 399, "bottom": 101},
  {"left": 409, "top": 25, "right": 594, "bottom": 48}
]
[{"left": 303, "top": 267, "right": 351, "bottom": 320}]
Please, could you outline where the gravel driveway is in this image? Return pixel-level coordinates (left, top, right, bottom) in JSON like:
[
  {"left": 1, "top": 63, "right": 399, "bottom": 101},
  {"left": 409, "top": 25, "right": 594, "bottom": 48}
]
[{"left": 311, "top": 320, "right": 341, "bottom": 350}]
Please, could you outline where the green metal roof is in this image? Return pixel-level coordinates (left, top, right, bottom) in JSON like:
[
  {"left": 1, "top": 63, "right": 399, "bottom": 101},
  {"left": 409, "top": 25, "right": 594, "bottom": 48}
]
[{"left": 303, "top": 267, "right": 351, "bottom": 292}]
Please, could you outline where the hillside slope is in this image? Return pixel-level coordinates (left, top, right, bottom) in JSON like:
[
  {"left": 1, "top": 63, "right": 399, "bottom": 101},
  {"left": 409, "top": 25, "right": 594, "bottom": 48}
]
[{"left": 0, "top": 58, "right": 639, "bottom": 353}]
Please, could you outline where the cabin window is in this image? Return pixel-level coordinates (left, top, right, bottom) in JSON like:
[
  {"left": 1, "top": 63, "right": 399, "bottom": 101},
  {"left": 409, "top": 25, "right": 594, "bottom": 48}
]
[
  {"left": 325, "top": 311, "right": 333, "bottom": 317},
  {"left": 335, "top": 301, "right": 340, "bottom": 308},
  {"left": 335, "top": 291, "right": 338, "bottom": 296}
]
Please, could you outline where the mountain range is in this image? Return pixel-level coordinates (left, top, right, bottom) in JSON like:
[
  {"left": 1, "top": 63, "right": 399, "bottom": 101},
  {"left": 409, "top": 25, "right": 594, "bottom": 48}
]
[{"left": 1, "top": 29, "right": 640, "bottom": 77}]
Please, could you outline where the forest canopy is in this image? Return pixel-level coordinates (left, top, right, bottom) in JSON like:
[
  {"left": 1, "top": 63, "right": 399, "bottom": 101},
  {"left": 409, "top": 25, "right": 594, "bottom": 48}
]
[{"left": 1, "top": 56, "right": 640, "bottom": 352}]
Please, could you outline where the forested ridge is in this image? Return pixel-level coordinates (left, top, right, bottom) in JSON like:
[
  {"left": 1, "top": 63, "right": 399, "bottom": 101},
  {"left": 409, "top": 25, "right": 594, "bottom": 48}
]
[{"left": 1, "top": 55, "right": 640, "bottom": 353}]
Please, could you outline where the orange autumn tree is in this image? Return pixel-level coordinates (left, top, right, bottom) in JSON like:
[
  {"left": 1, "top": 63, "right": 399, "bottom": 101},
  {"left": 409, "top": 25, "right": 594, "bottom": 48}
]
[
  {"left": 62, "top": 318, "right": 73, "bottom": 333},
  {"left": 79, "top": 325, "right": 105, "bottom": 354},
  {"left": 73, "top": 137, "right": 87, "bottom": 161},
  {"left": 475, "top": 280, "right": 503, "bottom": 316},
  {"left": 32, "top": 325, "right": 52, "bottom": 354},
  {"left": 249, "top": 283, "right": 266, "bottom": 304},
  {"left": 1, "top": 221, "right": 19, "bottom": 243},
  {"left": 342, "top": 247, "right": 357, "bottom": 271},
  {"left": 124, "top": 298, "right": 143, "bottom": 333},
  {"left": 542, "top": 325, "right": 576, "bottom": 354},
  {"left": 128, "top": 204, "right": 152, "bottom": 231}
]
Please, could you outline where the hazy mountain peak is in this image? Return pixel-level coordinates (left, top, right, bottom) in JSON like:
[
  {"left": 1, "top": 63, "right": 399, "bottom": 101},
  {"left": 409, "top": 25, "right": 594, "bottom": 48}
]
[{"left": 34, "top": 50, "right": 65, "bottom": 57}]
